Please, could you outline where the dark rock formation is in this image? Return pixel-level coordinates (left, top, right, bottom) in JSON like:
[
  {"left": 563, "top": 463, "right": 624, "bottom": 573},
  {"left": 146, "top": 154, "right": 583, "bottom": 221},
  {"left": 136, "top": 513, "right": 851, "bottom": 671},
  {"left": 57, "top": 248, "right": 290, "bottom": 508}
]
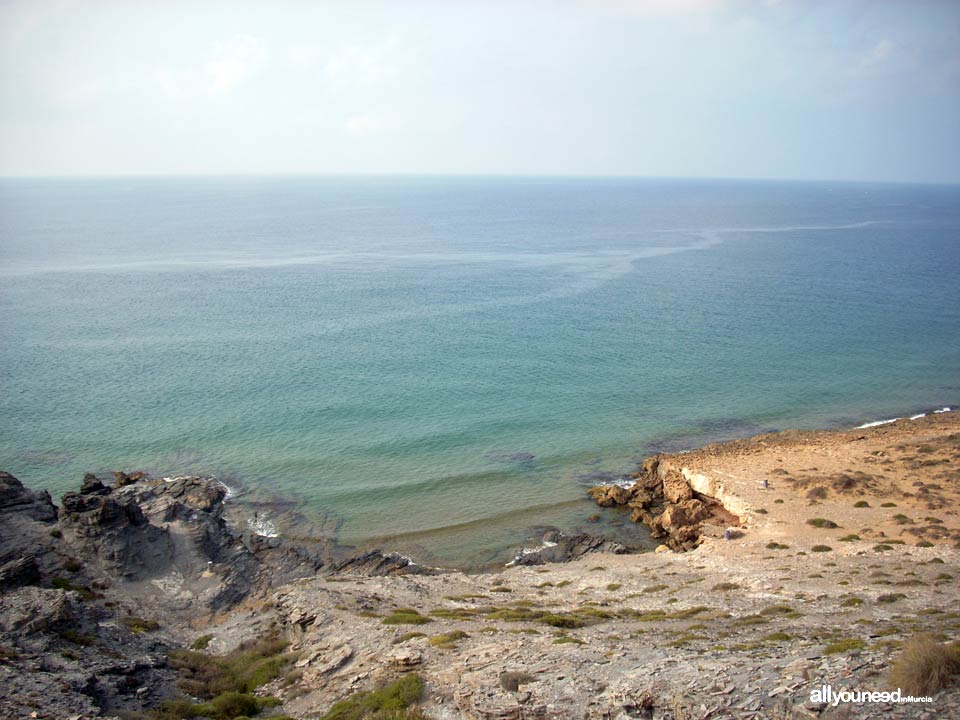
[
  {"left": 589, "top": 455, "right": 740, "bottom": 551},
  {"left": 331, "top": 550, "right": 435, "bottom": 576},
  {"left": 508, "top": 530, "right": 629, "bottom": 566},
  {"left": 0, "top": 470, "right": 57, "bottom": 521}
]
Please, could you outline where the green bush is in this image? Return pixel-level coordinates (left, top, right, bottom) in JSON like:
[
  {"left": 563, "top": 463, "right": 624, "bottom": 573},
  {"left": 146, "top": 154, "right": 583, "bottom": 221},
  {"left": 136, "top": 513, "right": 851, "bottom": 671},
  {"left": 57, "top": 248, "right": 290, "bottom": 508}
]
[
  {"left": 322, "top": 673, "right": 424, "bottom": 720},
  {"left": 382, "top": 609, "right": 432, "bottom": 626},
  {"left": 168, "top": 633, "right": 291, "bottom": 699}
]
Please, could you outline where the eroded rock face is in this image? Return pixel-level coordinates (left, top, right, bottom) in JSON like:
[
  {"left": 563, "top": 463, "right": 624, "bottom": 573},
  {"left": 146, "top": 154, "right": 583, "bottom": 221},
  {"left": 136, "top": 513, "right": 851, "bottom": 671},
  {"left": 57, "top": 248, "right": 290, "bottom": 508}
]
[
  {"left": 589, "top": 456, "right": 740, "bottom": 550},
  {"left": 59, "top": 486, "right": 173, "bottom": 580}
]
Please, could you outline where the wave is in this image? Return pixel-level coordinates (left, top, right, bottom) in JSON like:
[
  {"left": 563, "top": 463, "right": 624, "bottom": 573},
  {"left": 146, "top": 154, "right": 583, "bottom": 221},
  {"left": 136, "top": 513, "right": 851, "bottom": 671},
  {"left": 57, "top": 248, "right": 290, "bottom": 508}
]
[
  {"left": 247, "top": 513, "right": 279, "bottom": 538},
  {"left": 856, "top": 406, "right": 952, "bottom": 429},
  {"left": 505, "top": 540, "right": 558, "bottom": 567}
]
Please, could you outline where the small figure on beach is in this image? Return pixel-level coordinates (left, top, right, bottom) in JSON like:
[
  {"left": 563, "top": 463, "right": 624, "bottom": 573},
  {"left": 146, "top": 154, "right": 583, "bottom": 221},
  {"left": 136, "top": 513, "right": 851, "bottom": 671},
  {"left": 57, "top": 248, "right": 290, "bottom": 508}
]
[
  {"left": 724, "top": 528, "right": 733, "bottom": 541},
  {"left": 762, "top": 478, "right": 769, "bottom": 489}
]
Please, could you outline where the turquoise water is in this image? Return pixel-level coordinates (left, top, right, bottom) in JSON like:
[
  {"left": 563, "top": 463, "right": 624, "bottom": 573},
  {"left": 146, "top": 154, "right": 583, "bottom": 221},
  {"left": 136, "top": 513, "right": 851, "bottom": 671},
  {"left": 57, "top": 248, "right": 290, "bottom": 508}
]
[{"left": 2, "top": 177, "right": 959, "bottom": 567}]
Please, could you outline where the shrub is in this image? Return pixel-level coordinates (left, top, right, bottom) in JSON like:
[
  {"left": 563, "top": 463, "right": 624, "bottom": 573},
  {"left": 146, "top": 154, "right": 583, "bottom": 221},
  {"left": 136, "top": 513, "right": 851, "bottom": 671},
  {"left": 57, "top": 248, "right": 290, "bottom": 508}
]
[
  {"left": 889, "top": 635, "right": 960, "bottom": 695},
  {"left": 429, "top": 631, "right": 469, "bottom": 649},
  {"left": 540, "top": 614, "right": 587, "bottom": 629},
  {"left": 825, "top": 638, "right": 866, "bottom": 654},
  {"left": 205, "top": 691, "right": 259, "bottom": 718},
  {"left": 766, "top": 542, "right": 789, "bottom": 550},
  {"left": 605, "top": 583, "right": 622, "bottom": 592},
  {"left": 807, "top": 518, "right": 838, "bottom": 529},
  {"left": 811, "top": 545, "right": 833, "bottom": 553},
  {"left": 61, "top": 629, "right": 95, "bottom": 646},
  {"left": 322, "top": 673, "right": 424, "bottom": 720},
  {"left": 877, "top": 593, "right": 907, "bottom": 604},
  {"left": 382, "top": 609, "right": 432, "bottom": 626},
  {"left": 122, "top": 616, "right": 159, "bottom": 633},
  {"left": 712, "top": 582, "right": 739, "bottom": 591},
  {"left": 839, "top": 534, "right": 861, "bottom": 542},
  {"left": 191, "top": 634, "right": 214, "bottom": 651},
  {"left": 853, "top": 500, "right": 870, "bottom": 508},
  {"left": 881, "top": 502, "right": 897, "bottom": 508},
  {"left": 168, "top": 633, "right": 291, "bottom": 699}
]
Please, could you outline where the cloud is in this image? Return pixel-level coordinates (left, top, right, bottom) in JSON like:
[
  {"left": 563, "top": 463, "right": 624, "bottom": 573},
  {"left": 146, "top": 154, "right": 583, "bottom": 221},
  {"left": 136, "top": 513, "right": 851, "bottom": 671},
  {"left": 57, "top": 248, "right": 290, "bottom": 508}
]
[{"left": 205, "top": 34, "right": 266, "bottom": 93}]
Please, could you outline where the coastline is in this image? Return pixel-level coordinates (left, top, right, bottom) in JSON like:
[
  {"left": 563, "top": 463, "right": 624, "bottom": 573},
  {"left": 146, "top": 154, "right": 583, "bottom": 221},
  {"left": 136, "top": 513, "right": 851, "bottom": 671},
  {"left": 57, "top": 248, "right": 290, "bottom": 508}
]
[{"left": 2, "top": 408, "right": 959, "bottom": 718}]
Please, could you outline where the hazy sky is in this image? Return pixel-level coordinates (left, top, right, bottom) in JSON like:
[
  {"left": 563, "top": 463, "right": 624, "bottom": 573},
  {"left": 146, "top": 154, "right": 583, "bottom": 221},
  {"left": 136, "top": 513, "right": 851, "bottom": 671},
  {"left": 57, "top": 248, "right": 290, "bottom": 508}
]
[{"left": 1, "top": 0, "right": 958, "bottom": 182}]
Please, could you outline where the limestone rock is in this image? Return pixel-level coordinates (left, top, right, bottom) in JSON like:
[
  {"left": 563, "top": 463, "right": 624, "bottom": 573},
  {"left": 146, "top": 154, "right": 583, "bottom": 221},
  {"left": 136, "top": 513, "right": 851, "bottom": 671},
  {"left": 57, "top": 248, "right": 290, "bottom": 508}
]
[{"left": 587, "top": 484, "right": 633, "bottom": 507}]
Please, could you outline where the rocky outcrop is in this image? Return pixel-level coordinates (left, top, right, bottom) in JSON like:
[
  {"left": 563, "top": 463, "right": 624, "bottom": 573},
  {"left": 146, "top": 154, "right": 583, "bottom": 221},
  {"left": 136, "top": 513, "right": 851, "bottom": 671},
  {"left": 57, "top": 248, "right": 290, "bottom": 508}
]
[
  {"left": 589, "top": 455, "right": 740, "bottom": 550},
  {"left": 331, "top": 549, "right": 434, "bottom": 576},
  {"left": 508, "top": 530, "right": 629, "bottom": 566}
]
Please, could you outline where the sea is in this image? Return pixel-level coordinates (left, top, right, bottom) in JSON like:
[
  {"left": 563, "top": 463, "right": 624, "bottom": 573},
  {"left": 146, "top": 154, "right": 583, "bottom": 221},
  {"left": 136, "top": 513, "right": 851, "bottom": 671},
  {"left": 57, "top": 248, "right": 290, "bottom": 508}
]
[{"left": 2, "top": 176, "right": 958, "bottom": 568}]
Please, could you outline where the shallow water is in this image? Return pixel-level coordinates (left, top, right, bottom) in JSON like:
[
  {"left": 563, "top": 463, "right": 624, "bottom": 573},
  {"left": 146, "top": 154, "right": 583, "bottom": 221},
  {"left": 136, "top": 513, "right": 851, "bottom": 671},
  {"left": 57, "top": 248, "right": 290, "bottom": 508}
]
[{"left": 2, "top": 176, "right": 958, "bottom": 567}]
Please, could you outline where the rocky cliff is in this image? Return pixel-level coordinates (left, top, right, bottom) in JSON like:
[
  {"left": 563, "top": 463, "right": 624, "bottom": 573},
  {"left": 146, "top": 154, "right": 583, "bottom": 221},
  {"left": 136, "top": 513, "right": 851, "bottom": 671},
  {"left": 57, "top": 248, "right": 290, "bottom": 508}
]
[{"left": 588, "top": 455, "right": 741, "bottom": 550}]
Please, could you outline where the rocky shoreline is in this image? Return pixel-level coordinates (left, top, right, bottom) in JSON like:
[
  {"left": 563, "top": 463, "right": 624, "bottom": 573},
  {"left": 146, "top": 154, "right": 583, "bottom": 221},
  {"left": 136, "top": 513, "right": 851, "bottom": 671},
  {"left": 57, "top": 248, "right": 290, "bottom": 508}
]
[{"left": 2, "top": 412, "right": 959, "bottom": 719}]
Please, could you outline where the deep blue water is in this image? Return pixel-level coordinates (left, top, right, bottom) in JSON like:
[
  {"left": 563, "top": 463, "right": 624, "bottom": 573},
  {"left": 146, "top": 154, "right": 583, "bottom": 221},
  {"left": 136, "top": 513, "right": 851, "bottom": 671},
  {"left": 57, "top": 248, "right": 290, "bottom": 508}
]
[{"left": 1, "top": 176, "right": 958, "bottom": 566}]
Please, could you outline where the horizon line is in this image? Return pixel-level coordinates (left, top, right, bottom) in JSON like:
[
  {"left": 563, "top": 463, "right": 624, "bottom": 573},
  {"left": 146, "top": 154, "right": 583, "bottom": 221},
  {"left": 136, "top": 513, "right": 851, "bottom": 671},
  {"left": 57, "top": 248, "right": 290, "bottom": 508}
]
[{"left": 0, "top": 171, "right": 958, "bottom": 187}]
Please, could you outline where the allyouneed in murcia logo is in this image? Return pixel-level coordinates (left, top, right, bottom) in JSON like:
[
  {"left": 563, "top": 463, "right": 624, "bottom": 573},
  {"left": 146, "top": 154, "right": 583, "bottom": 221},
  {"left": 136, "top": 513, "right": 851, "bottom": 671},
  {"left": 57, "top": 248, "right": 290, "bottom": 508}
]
[{"left": 810, "top": 685, "right": 933, "bottom": 707}]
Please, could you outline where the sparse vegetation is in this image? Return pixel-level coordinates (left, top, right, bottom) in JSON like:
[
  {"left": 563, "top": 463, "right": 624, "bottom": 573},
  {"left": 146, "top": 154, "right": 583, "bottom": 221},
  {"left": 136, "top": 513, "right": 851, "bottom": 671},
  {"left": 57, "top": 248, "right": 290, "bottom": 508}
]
[
  {"left": 807, "top": 518, "right": 838, "bottom": 529},
  {"left": 877, "top": 593, "right": 908, "bottom": 604},
  {"left": 50, "top": 577, "right": 98, "bottom": 601},
  {"left": 853, "top": 500, "right": 870, "bottom": 508},
  {"left": 712, "top": 582, "right": 739, "bottom": 592},
  {"left": 61, "top": 629, "right": 96, "bottom": 646},
  {"left": 121, "top": 616, "right": 160, "bottom": 633},
  {"left": 191, "top": 634, "right": 214, "bottom": 651},
  {"left": 429, "top": 631, "right": 469, "bottom": 649},
  {"left": 167, "top": 632, "right": 293, "bottom": 707},
  {"left": 824, "top": 638, "right": 866, "bottom": 654},
  {"left": 553, "top": 636, "right": 584, "bottom": 645},
  {"left": 766, "top": 542, "right": 789, "bottom": 550},
  {"left": 811, "top": 545, "right": 833, "bottom": 553},
  {"left": 319, "top": 673, "right": 425, "bottom": 720}
]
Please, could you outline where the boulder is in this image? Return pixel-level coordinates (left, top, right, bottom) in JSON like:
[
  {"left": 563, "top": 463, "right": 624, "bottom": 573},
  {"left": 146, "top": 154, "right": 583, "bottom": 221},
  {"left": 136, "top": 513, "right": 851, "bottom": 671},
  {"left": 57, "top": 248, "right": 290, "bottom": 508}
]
[
  {"left": 587, "top": 484, "right": 633, "bottom": 507},
  {"left": 660, "top": 466, "right": 694, "bottom": 504},
  {"left": 0, "top": 556, "right": 41, "bottom": 590}
]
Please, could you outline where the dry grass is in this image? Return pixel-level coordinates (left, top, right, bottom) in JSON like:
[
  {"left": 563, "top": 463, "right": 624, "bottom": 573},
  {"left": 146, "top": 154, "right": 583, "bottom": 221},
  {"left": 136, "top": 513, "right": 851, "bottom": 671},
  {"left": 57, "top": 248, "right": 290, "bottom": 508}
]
[{"left": 889, "top": 634, "right": 960, "bottom": 695}]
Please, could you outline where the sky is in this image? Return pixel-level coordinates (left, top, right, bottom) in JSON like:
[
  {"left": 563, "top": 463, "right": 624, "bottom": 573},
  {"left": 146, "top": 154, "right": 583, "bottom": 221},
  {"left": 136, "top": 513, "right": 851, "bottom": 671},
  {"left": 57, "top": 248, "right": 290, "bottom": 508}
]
[{"left": 0, "top": 0, "right": 958, "bottom": 183}]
